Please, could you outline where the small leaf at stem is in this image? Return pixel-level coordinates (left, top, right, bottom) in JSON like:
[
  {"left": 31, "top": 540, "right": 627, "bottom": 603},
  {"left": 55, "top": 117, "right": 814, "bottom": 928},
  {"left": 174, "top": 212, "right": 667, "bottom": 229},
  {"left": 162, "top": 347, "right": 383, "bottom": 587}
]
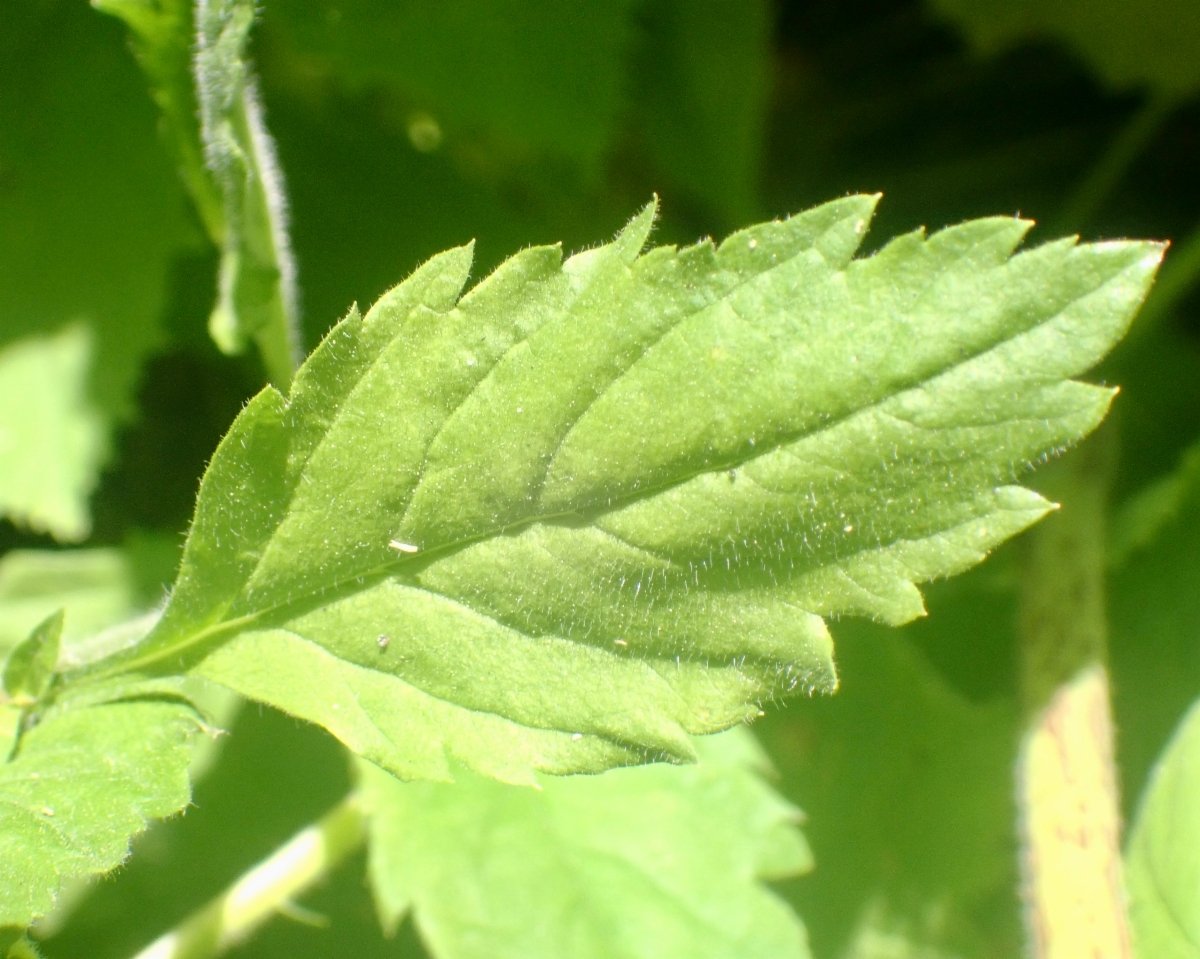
[{"left": 2, "top": 610, "right": 63, "bottom": 708}]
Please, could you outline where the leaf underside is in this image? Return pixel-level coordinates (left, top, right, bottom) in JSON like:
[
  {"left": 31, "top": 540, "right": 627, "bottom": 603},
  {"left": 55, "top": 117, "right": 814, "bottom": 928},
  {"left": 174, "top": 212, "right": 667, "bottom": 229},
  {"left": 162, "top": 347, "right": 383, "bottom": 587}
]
[
  {"left": 361, "top": 727, "right": 812, "bottom": 959},
  {"left": 92, "top": 195, "right": 1160, "bottom": 784}
]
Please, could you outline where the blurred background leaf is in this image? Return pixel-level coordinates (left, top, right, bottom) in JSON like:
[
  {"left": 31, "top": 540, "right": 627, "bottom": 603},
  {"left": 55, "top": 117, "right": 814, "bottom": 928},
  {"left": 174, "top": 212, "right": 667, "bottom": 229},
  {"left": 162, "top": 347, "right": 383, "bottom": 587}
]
[
  {"left": 266, "top": 0, "right": 639, "bottom": 169},
  {"left": 0, "top": 0, "right": 200, "bottom": 539},
  {"left": 757, "top": 599, "right": 1021, "bottom": 959},
  {"left": 927, "top": 0, "right": 1200, "bottom": 95},
  {"left": 0, "top": 549, "right": 136, "bottom": 662},
  {"left": 361, "top": 729, "right": 810, "bottom": 959},
  {"left": 1126, "top": 695, "right": 1200, "bottom": 958},
  {"left": 0, "top": 329, "right": 102, "bottom": 541}
]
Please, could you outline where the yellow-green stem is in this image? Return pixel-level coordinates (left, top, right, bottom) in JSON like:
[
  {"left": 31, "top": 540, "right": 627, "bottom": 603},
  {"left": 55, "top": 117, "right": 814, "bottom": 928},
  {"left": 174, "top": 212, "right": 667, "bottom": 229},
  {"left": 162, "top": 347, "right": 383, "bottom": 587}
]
[
  {"left": 128, "top": 792, "right": 365, "bottom": 959},
  {"left": 1016, "top": 437, "right": 1130, "bottom": 959}
]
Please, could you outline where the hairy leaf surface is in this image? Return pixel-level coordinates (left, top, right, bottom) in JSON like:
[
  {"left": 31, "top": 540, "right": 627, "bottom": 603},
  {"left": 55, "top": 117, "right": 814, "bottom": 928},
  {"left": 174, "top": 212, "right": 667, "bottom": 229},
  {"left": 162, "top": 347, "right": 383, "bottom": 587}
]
[
  {"left": 1126, "top": 696, "right": 1200, "bottom": 958},
  {"left": 91, "top": 197, "right": 1160, "bottom": 783},
  {"left": 361, "top": 728, "right": 811, "bottom": 959},
  {"left": 0, "top": 699, "right": 200, "bottom": 928},
  {"left": 192, "top": 0, "right": 300, "bottom": 375}
]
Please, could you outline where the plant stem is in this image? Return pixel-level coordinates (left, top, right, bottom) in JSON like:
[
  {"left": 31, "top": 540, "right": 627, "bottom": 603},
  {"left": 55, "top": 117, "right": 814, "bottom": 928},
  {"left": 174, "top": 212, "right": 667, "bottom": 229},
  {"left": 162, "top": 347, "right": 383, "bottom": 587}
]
[
  {"left": 1050, "top": 93, "right": 1177, "bottom": 238},
  {"left": 1016, "top": 434, "right": 1131, "bottom": 959},
  {"left": 128, "top": 792, "right": 365, "bottom": 959},
  {"left": 196, "top": 0, "right": 302, "bottom": 390}
]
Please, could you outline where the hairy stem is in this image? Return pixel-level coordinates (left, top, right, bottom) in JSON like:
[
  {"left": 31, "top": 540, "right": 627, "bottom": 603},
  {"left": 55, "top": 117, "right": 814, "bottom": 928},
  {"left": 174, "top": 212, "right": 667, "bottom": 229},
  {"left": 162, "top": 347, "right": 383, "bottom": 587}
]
[
  {"left": 92, "top": 0, "right": 300, "bottom": 388},
  {"left": 129, "top": 792, "right": 365, "bottom": 959},
  {"left": 1050, "top": 93, "right": 1177, "bottom": 238},
  {"left": 195, "top": 0, "right": 301, "bottom": 388},
  {"left": 1016, "top": 434, "right": 1131, "bottom": 959}
]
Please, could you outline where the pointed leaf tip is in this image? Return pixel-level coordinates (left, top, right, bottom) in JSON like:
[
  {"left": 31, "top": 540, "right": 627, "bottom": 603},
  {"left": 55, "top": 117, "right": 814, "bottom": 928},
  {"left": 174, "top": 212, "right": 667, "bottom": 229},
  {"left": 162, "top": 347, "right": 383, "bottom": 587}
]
[
  {"left": 614, "top": 198, "right": 658, "bottom": 262},
  {"left": 3, "top": 609, "right": 64, "bottom": 706}
]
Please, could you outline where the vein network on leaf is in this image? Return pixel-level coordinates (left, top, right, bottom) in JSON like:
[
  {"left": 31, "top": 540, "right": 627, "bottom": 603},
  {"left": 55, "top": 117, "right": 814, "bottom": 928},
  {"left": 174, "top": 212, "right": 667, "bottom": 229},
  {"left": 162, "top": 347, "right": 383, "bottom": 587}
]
[{"left": 65, "top": 196, "right": 1160, "bottom": 786}]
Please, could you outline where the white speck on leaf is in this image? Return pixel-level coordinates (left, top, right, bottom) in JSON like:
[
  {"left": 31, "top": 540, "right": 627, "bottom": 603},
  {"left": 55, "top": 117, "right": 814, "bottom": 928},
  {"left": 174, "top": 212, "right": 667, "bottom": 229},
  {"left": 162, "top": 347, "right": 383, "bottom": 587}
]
[{"left": 389, "top": 540, "right": 419, "bottom": 553}]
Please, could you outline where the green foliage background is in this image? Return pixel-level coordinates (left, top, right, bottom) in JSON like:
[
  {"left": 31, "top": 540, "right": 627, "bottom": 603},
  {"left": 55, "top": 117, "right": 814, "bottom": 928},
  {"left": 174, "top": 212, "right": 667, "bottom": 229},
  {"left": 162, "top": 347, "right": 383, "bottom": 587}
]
[{"left": 2, "top": 0, "right": 1199, "bottom": 956}]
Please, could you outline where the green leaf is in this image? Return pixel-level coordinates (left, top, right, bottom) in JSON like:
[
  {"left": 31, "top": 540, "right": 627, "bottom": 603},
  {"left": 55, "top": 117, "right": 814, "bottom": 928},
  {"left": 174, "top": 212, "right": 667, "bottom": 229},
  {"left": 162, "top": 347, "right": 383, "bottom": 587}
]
[
  {"left": 90, "top": 0, "right": 225, "bottom": 241},
  {"left": 0, "top": 0, "right": 193, "bottom": 375},
  {"left": 0, "top": 329, "right": 104, "bottom": 542},
  {"left": 0, "top": 931, "right": 40, "bottom": 959},
  {"left": 2, "top": 611, "right": 63, "bottom": 708},
  {"left": 1126, "top": 696, "right": 1200, "bottom": 958},
  {"left": 1109, "top": 437, "right": 1200, "bottom": 569},
  {"left": 92, "top": 197, "right": 1159, "bottom": 784},
  {"left": 265, "top": 0, "right": 638, "bottom": 168},
  {"left": 757, "top": 612, "right": 1020, "bottom": 958},
  {"left": 360, "top": 727, "right": 811, "bottom": 959},
  {"left": 927, "top": 0, "right": 1200, "bottom": 94},
  {"left": 0, "top": 698, "right": 201, "bottom": 929},
  {"left": 192, "top": 0, "right": 300, "bottom": 380},
  {"left": 0, "top": 0, "right": 196, "bottom": 535},
  {"left": 98, "top": 0, "right": 300, "bottom": 381}
]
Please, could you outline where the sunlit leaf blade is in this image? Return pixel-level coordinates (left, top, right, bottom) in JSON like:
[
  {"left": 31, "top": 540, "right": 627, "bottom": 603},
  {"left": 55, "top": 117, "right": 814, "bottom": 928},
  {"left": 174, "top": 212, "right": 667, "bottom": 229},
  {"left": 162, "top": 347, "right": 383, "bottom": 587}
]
[
  {"left": 0, "top": 329, "right": 104, "bottom": 542},
  {"left": 928, "top": 0, "right": 1200, "bottom": 94},
  {"left": 94, "top": 196, "right": 1160, "bottom": 783},
  {"left": 361, "top": 728, "right": 811, "bottom": 959},
  {"left": 0, "top": 699, "right": 200, "bottom": 928},
  {"left": 1126, "top": 697, "right": 1200, "bottom": 958}
]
